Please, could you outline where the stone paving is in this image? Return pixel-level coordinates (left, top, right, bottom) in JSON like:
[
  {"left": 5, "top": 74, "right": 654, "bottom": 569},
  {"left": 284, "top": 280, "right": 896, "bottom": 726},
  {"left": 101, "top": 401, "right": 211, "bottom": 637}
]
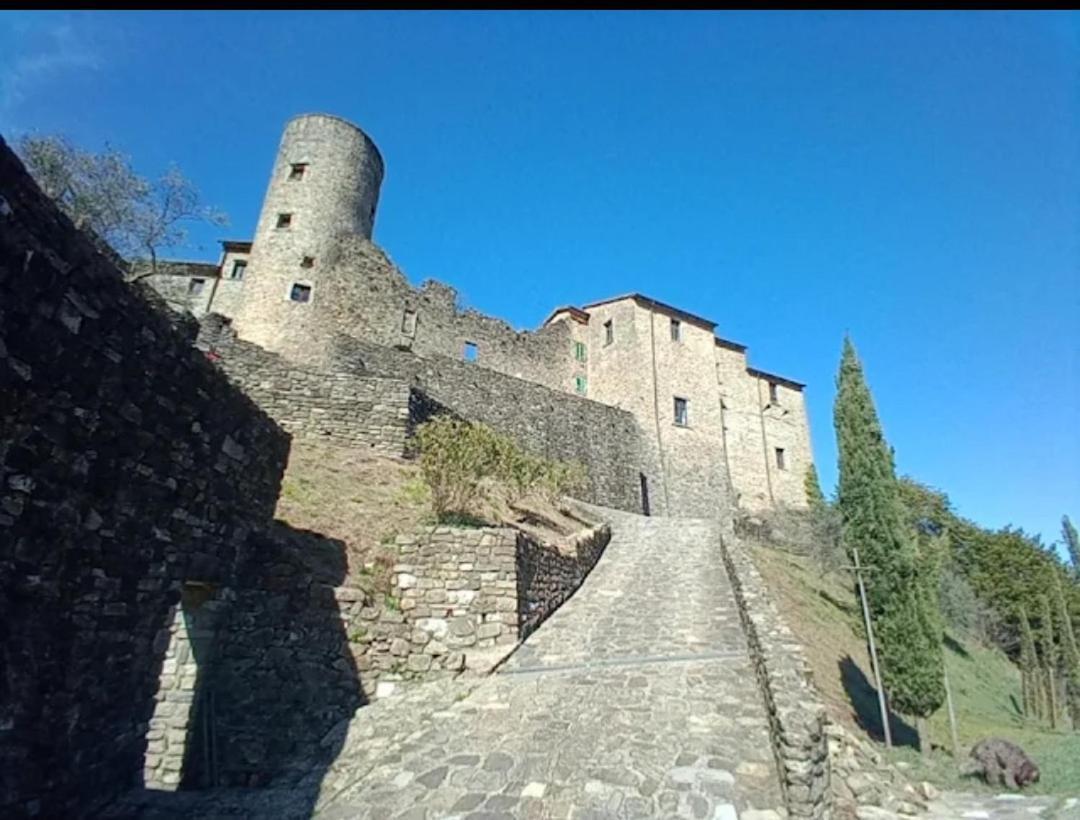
[{"left": 313, "top": 510, "right": 785, "bottom": 819}]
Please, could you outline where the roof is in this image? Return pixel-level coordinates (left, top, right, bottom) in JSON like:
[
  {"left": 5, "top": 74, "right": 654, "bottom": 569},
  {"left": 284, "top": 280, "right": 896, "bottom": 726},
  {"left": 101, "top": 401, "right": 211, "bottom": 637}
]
[
  {"left": 746, "top": 366, "right": 805, "bottom": 391},
  {"left": 133, "top": 260, "right": 221, "bottom": 279},
  {"left": 714, "top": 336, "right": 748, "bottom": 353},
  {"left": 221, "top": 240, "right": 253, "bottom": 252},
  {"left": 580, "top": 293, "right": 717, "bottom": 331},
  {"left": 542, "top": 305, "right": 590, "bottom": 326}
]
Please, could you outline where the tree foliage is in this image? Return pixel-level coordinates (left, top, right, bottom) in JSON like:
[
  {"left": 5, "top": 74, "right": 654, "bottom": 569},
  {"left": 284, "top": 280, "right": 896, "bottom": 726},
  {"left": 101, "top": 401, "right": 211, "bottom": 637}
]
[
  {"left": 1063, "top": 515, "right": 1080, "bottom": 578},
  {"left": 16, "top": 134, "right": 227, "bottom": 277},
  {"left": 834, "top": 336, "right": 945, "bottom": 719}
]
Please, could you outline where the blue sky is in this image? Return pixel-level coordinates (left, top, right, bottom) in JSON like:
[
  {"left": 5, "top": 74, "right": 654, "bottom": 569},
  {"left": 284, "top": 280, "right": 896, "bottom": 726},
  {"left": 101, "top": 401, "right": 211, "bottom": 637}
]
[{"left": 3, "top": 11, "right": 1078, "bottom": 552}]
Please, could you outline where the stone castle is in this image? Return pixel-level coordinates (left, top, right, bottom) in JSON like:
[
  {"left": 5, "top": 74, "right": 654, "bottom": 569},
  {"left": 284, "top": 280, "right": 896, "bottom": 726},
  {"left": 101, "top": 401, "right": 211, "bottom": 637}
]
[{"left": 145, "top": 112, "right": 815, "bottom": 519}]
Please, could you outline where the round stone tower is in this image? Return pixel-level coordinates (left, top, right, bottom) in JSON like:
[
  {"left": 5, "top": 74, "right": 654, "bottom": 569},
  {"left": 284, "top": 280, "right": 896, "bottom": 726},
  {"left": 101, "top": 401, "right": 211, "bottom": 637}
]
[{"left": 231, "top": 113, "right": 384, "bottom": 358}]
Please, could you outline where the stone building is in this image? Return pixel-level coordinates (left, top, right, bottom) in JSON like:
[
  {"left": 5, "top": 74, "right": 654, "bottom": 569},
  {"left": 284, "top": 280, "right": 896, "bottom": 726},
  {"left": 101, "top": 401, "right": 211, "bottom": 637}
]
[{"left": 147, "top": 112, "right": 815, "bottom": 516}]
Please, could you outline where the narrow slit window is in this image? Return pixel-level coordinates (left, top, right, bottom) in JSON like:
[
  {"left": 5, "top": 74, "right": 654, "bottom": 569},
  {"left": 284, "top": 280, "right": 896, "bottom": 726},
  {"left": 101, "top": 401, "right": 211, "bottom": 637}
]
[
  {"left": 289, "top": 283, "right": 312, "bottom": 303},
  {"left": 401, "top": 309, "right": 417, "bottom": 336},
  {"left": 775, "top": 447, "right": 786, "bottom": 470},
  {"left": 230, "top": 260, "right": 247, "bottom": 280},
  {"left": 574, "top": 341, "right": 586, "bottom": 362},
  {"left": 575, "top": 375, "right": 587, "bottom": 395},
  {"left": 276, "top": 213, "right": 292, "bottom": 229},
  {"left": 464, "top": 341, "right": 478, "bottom": 362},
  {"left": 769, "top": 381, "right": 779, "bottom": 404},
  {"left": 301, "top": 256, "right": 315, "bottom": 268},
  {"left": 670, "top": 318, "right": 681, "bottom": 342},
  {"left": 604, "top": 320, "right": 614, "bottom": 346},
  {"left": 674, "top": 397, "right": 689, "bottom": 427},
  {"left": 289, "top": 163, "right": 307, "bottom": 180}
]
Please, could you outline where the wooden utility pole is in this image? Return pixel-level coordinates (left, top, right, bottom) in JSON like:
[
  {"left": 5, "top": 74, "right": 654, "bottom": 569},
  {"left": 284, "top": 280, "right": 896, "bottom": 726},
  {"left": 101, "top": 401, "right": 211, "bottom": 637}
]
[
  {"left": 851, "top": 547, "right": 893, "bottom": 749},
  {"left": 943, "top": 668, "right": 961, "bottom": 757}
]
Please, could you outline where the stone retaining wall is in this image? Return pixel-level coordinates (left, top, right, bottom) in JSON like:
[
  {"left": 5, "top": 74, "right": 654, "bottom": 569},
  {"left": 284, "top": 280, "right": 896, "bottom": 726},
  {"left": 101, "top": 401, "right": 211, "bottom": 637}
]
[
  {"left": 197, "top": 316, "right": 409, "bottom": 454},
  {"left": 0, "top": 138, "right": 290, "bottom": 817},
  {"left": 719, "top": 534, "right": 832, "bottom": 819}
]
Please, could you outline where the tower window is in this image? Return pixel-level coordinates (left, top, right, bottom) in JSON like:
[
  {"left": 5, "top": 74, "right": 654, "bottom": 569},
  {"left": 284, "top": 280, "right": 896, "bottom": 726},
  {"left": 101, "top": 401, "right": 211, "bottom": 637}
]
[
  {"left": 674, "top": 397, "right": 689, "bottom": 427},
  {"left": 769, "top": 381, "right": 779, "bottom": 404},
  {"left": 188, "top": 278, "right": 206, "bottom": 295},
  {"left": 301, "top": 256, "right": 315, "bottom": 268},
  {"left": 401, "top": 309, "right": 417, "bottom": 336},
  {"left": 289, "top": 283, "right": 312, "bottom": 303},
  {"left": 230, "top": 260, "right": 247, "bottom": 280},
  {"left": 670, "top": 318, "right": 681, "bottom": 342},
  {"left": 575, "top": 376, "right": 587, "bottom": 395},
  {"left": 574, "top": 341, "right": 586, "bottom": 362},
  {"left": 775, "top": 447, "right": 786, "bottom": 470},
  {"left": 276, "top": 213, "right": 292, "bottom": 229},
  {"left": 464, "top": 341, "right": 478, "bottom": 362},
  {"left": 289, "top": 163, "right": 307, "bottom": 180},
  {"left": 604, "top": 320, "right": 614, "bottom": 346}
]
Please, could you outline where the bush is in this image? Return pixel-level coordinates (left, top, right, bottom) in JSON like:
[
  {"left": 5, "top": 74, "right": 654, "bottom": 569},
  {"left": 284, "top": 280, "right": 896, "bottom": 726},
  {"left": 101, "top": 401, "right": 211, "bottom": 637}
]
[{"left": 415, "top": 416, "right": 587, "bottom": 520}]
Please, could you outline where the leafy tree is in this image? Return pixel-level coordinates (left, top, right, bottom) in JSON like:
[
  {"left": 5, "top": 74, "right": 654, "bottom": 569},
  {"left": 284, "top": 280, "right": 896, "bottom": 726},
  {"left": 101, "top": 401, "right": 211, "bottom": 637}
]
[
  {"left": 15, "top": 134, "right": 227, "bottom": 279},
  {"left": 834, "top": 337, "right": 945, "bottom": 729}
]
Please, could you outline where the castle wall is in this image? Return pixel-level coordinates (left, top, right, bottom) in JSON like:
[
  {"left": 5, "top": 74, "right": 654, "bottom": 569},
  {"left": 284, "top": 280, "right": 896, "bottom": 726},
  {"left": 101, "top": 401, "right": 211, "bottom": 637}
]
[
  {"left": 716, "top": 344, "right": 773, "bottom": 510},
  {"left": 197, "top": 317, "right": 409, "bottom": 455},
  {"left": 0, "top": 139, "right": 290, "bottom": 816},
  {"left": 756, "top": 376, "right": 814, "bottom": 509},
  {"left": 330, "top": 335, "right": 646, "bottom": 514}
]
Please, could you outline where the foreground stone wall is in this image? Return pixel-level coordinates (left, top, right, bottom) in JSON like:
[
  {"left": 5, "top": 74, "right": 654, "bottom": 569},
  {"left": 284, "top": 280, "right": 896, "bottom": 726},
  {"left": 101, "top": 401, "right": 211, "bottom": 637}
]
[
  {"left": 197, "top": 316, "right": 409, "bottom": 454},
  {"left": 332, "top": 334, "right": 646, "bottom": 513},
  {"left": 0, "top": 138, "right": 290, "bottom": 817},
  {"left": 719, "top": 534, "right": 832, "bottom": 819}
]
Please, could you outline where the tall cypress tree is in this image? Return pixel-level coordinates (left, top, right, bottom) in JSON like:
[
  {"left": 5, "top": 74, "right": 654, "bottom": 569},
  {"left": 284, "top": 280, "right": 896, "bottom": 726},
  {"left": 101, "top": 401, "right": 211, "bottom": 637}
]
[
  {"left": 1053, "top": 573, "right": 1080, "bottom": 729},
  {"left": 834, "top": 336, "right": 945, "bottom": 729},
  {"left": 1018, "top": 606, "right": 1038, "bottom": 718},
  {"left": 805, "top": 463, "right": 827, "bottom": 510},
  {"left": 1063, "top": 516, "right": 1080, "bottom": 579},
  {"left": 1039, "top": 595, "right": 1059, "bottom": 728}
]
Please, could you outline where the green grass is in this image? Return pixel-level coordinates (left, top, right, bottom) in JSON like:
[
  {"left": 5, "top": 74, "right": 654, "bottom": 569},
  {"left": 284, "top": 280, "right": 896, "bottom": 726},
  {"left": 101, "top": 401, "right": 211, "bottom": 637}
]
[{"left": 753, "top": 545, "right": 1080, "bottom": 797}]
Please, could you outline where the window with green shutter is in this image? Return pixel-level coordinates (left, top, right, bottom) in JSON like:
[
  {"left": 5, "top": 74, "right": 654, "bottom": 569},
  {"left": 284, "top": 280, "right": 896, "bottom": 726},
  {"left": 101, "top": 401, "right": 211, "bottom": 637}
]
[
  {"left": 574, "top": 342, "right": 586, "bottom": 362},
  {"left": 575, "top": 376, "right": 587, "bottom": 395}
]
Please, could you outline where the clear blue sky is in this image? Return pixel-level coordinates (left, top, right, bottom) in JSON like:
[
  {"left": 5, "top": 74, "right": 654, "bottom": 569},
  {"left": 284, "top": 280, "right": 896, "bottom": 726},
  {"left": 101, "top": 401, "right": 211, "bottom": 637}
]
[{"left": 3, "top": 11, "right": 1078, "bottom": 551}]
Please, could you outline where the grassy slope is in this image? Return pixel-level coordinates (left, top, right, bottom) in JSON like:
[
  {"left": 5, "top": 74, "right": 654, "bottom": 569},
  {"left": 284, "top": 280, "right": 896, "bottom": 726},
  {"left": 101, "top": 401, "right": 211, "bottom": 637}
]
[{"left": 753, "top": 545, "right": 1080, "bottom": 796}]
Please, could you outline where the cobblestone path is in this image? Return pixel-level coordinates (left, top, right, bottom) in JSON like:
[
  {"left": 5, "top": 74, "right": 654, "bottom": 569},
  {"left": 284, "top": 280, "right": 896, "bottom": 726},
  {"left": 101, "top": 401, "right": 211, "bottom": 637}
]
[{"left": 313, "top": 510, "right": 786, "bottom": 819}]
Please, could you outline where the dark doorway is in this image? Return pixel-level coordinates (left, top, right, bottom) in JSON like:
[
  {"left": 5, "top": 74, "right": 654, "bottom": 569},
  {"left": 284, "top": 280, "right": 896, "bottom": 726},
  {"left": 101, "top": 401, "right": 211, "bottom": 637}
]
[{"left": 640, "top": 473, "right": 651, "bottom": 516}]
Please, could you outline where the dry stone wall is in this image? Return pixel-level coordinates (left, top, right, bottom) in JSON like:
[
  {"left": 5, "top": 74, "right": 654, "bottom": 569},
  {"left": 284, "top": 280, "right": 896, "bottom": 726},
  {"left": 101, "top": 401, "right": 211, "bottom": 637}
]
[
  {"left": 331, "top": 334, "right": 646, "bottom": 513},
  {"left": 0, "top": 138, "right": 290, "bottom": 817},
  {"left": 197, "top": 316, "right": 409, "bottom": 454},
  {"left": 719, "top": 533, "right": 832, "bottom": 819}
]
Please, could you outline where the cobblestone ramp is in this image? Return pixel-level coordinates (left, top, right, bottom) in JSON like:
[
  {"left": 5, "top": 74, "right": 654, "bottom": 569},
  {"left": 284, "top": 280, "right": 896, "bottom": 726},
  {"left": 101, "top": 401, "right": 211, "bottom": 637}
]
[{"left": 314, "top": 509, "right": 785, "bottom": 819}]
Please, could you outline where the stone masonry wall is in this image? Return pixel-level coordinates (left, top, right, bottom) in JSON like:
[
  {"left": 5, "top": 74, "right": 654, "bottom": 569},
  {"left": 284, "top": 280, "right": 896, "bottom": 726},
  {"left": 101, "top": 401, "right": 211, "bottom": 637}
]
[
  {"left": 197, "top": 315, "right": 410, "bottom": 455},
  {"left": 719, "top": 533, "right": 832, "bottom": 819},
  {"left": 0, "top": 138, "right": 290, "bottom": 817},
  {"left": 332, "top": 334, "right": 646, "bottom": 514}
]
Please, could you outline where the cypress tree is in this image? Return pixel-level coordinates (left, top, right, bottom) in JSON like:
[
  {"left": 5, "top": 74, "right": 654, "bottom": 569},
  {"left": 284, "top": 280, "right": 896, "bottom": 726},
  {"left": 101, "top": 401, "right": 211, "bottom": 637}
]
[
  {"left": 834, "top": 336, "right": 945, "bottom": 731},
  {"left": 1063, "top": 516, "right": 1080, "bottom": 579},
  {"left": 1053, "top": 574, "right": 1080, "bottom": 729},
  {"left": 1018, "top": 606, "right": 1038, "bottom": 718},
  {"left": 1039, "top": 595, "right": 1059, "bottom": 728},
  {"left": 805, "top": 463, "right": 827, "bottom": 510}
]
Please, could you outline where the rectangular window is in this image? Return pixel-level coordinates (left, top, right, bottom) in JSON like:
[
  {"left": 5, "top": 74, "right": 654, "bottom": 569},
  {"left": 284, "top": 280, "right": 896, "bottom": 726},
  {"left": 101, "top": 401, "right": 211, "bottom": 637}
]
[
  {"left": 674, "top": 396, "right": 689, "bottom": 427},
  {"left": 775, "top": 447, "right": 786, "bottom": 470},
  {"left": 289, "top": 283, "right": 312, "bottom": 303},
  {"left": 464, "top": 341, "right": 478, "bottom": 362},
  {"left": 276, "top": 213, "right": 292, "bottom": 229},
  {"left": 188, "top": 278, "right": 206, "bottom": 295},
  {"left": 769, "top": 381, "right": 779, "bottom": 404},
  {"left": 230, "top": 260, "right": 247, "bottom": 280},
  {"left": 401, "top": 309, "right": 417, "bottom": 336},
  {"left": 289, "top": 163, "right": 307, "bottom": 180},
  {"left": 574, "top": 341, "right": 586, "bottom": 362},
  {"left": 670, "top": 318, "right": 681, "bottom": 342},
  {"left": 575, "top": 375, "right": 587, "bottom": 395},
  {"left": 604, "top": 319, "right": 614, "bottom": 346}
]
